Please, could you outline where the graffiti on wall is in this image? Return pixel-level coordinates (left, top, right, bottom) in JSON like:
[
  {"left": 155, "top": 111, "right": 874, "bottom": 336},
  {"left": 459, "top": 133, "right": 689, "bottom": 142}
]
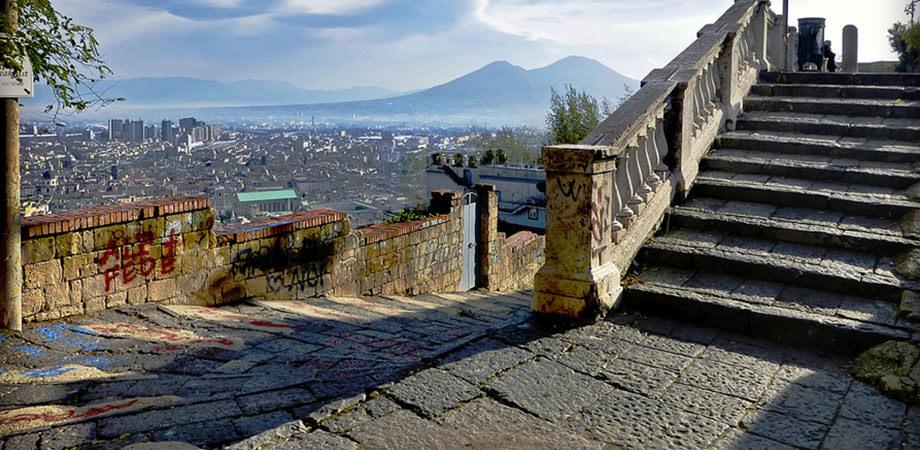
[{"left": 96, "top": 230, "right": 179, "bottom": 292}]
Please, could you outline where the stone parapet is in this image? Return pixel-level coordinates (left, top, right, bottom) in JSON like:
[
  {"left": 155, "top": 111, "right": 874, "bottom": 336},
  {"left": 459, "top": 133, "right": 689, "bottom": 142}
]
[{"left": 17, "top": 188, "right": 541, "bottom": 323}]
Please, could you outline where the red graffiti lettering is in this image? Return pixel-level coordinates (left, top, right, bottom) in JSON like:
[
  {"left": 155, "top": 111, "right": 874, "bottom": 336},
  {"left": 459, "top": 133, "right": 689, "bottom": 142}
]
[
  {"left": 96, "top": 230, "right": 178, "bottom": 293},
  {"left": 161, "top": 232, "right": 178, "bottom": 275}
]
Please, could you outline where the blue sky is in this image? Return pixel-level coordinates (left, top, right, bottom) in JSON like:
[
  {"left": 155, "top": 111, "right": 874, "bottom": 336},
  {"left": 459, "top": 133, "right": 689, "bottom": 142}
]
[{"left": 55, "top": 0, "right": 905, "bottom": 92}]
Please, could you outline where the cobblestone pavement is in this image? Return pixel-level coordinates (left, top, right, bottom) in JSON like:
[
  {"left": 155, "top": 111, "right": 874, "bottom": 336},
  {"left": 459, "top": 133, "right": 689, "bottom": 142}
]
[
  {"left": 0, "top": 292, "right": 532, "bottom": 449},
  {"left": 233, "top": 313, "right": 919, "bottom": 450}
]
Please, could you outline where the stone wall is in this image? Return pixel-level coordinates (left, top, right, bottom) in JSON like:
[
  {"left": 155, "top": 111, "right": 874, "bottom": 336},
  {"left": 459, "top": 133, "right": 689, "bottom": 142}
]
[
  {"left": 476, "top": 184, "right": 546, "bottom": 293},
  {"left": 18, "top": 190, "right": 531, "bottom": 323}
]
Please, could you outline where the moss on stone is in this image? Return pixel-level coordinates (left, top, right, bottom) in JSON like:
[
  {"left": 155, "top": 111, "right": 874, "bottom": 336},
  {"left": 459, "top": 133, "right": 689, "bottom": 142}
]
[
  {"left": 895, "top": 249, "right": 920, "bottom": 280},
  {"left": 852, "top": 341, "right": 920, "bottom": 405},
  {"left": 901, "top": 291, "right": 920, "bottom": 323}
]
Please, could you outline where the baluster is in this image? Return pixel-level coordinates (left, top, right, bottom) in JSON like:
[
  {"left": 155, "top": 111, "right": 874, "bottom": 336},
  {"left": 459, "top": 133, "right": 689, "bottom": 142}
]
[
  {"left": 653, "top": 117, "right": 669, "bottom": 182},
  {"left": 692, "top": 80, "right": 705, "bottom": 134},
  {"left": 636, "top": 132, "right": 654, "bottom": 202},
  {"left": 609, "top": 168, "right": 624, "bottom": 234},
  {"left": 706, "top": 61, "right": 719, "bottom": 110},
  {"left": 626, "top": 144, "right": 646, "bottom": 215},
  {"left": 614, "top": 153, "right": 635, "bottom": 226},
  {"left": 699, "top": 64, "right": 714, "bottom": 118}
]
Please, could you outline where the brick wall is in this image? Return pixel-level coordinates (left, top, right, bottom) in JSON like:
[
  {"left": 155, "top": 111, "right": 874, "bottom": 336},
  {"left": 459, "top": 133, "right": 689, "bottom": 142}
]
[{"left": 18, "top": 189, "right": 540, "bottom": 323}]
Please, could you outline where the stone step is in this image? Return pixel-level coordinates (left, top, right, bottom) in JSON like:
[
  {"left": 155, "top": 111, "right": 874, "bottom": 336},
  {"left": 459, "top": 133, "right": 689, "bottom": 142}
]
[
  {"left": 760, "top": 71, "right": 920, "bottom": 87},
  {"left": 672, "top": 199, "right": 920, "bottom": 254},
  {"left": 717, "top": 130, "right": 920, "bottom": 163},
  {"left": 745, "top": 95, "right": 920, "bottom": 120},
  {"left": 704, "top": 148, "right": 920, "bottom": 190},
  {"left": 736, "top": 112, "right": 920, "bottom": 142},
  {"left": 750, "top": 83, "right": 920, "bottom": 101},
  {"left": 641, "top": 230, "right": 920, "bottom": 301},
  {"left": 624, "top": 268, "right": 916, "bottom": 352},
  {"left": 693, "top": 173, "right": 920, "bottom": 219}
]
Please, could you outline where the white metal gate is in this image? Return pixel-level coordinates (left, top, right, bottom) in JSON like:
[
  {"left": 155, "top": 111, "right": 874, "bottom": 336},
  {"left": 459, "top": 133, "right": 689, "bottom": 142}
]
[{"left": 460, "top": 193, "right": 477, "bottom": 292}]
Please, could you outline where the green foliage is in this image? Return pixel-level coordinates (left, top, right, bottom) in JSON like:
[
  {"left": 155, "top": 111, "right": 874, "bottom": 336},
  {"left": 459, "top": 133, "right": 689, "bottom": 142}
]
[
  {"left": 431, "top": 153, "right": 442, "bottom": 164},
  {"left": 481, "top": 149, "right": 495, "bottom": 165},
  {"left": 0, "top": 0, "right": 118, "bottom": 114},
  {"left": 496, "top": 149, "right": 508, "bottom": 165},
  {"left": 891, "top": 22, "right": 920, "bottom": 72},
  {"left": 546, "top": 84, "right": 601, "bottom": 145},
  {"left": 386, "top": 204, "right": 432, "bottom": 224},
  {"left": 470, "top": 127, "right": 544, "bottom": 165},
  {"left": 453, "top": 153, "right": 464, "bottom": 167}
]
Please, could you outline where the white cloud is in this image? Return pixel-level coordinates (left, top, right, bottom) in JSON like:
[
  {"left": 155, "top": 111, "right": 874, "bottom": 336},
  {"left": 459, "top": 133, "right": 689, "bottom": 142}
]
[{"left": 277, "top": 0, "right": 387, "bottom": 15}]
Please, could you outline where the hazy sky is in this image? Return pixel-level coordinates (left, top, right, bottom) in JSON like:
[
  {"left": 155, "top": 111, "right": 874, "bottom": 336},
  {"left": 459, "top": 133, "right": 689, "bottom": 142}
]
[{"left": 55, "top": 0, "right": 907, "bottom": 91}]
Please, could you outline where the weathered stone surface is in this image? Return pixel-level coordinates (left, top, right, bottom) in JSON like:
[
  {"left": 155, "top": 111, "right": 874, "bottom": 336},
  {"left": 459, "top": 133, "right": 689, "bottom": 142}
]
[
  {"left": 821, "top": 417, "right": 902, "bottom": 450},
  {"left": 385, "top": 368, "right": 479, "bottom": 418},
  {"left": 852, "top": 340, "right": 920, "bottom": 404},
  {"left": 897, "top": 249, "right": 920, "bottom": 280},
  {"left": 900, "top": 291, "right": 920, "bottom": 323},
  {"left": 740, "top": 410, "right": 828, "bottom": 449},
  {"left": 438, "top": 338, "right": 533, "bottom": 385},
  {"left": 486, "top": 358, "right": 614, "bottom": 421}
]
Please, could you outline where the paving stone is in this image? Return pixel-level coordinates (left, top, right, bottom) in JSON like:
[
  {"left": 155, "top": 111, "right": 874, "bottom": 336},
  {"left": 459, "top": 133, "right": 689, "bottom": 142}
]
[
  {"left": 731, "top": 279, "right": 785, "bottom": 305},
  {"left": 346, "top": 409, "right": 466, "bottom": 448},
  {"left": 679, "top": 360, "right": 773, "bottom": 402},
  {"left": 264, "top": 430, "right": 358, "bottom": 450},
  {"left": 438, "top": 338, "right": 533, "bottom": 385},
  {"left": 438, "top": 397, "right": 605, "bottom": 449},
  {"left": 224, "top": 420, "right": 309, "bottom": 450},
  {"left": 233, "top": 411, "right": 295, "bottom": 438},
  {"left": 518, "top": 336, "right": 573, "bottom": 359},
  {"left": 571, "top": 389, "right": 729, "bottom": 449},
  {"left": 741, "top": 410, "right": 828, "bottom": 449},
  {"left": 151, "top": 419, "right": 240, "bottom": 448},
  {"left": 820, "top": 417, "right": 901, "bottom": 450},
  {"left": 621, "top": 345, "right": 694, "bottom": 372},
  {"left": 758, "top": 381, "right": 844, "bottom": 425},
  {"left": 770, "top": 242, "right": 829, "bottom": 262},
  {"left": 599, "top": 358, "right": 678, "bottom": 397},
  {"left": 486, "top": 358, "right": 613, "bottom": 422},
  {"left": 776, "top": 364, "right": 852, "bottom": 394},
  {"left": 709, "top": 429, "right": 797, "bottom": 450},
  {"left": 319, "top": 396, "right": 401, "bottom": 434},
  {"left": 669, "top": 323, "right": 720, "bottom": 345},
  {"left": 38, "top": 422, "right": 96, "bottom": 450},
  {"left": 838, "top": 382, "right": 907, "bottom": 430},
  {"left": 386, "top": 368, "right": 479, "bottom": 418},
  {"left": 663, "top": 382, "right": 753, "bottom": 425},
  {"left": 556, "top": 345, "right": 621, "bottom": 377},
  {"left": 0, "top": 384, "right": 82, "bottom": 407},
  {"left": 719, "top": 201, "right": 778, "bottom": 219},
  {"left": 837, "top": 297, "right": 898, "bottom": 325},
  {"left": 684, "top": 272, "right": 743, "bottom": 297},
  {"left": 97, "top": 400, "right": 243, "bottom": 438},
  {"left": 237, "top": 388, "right": 317, "bottom": 415},
  {"left": 633, "top": 316, "right": 680, "bottom": 336},
  {"left": 3, "top": 433, "right": 39, "bottom": 450}
]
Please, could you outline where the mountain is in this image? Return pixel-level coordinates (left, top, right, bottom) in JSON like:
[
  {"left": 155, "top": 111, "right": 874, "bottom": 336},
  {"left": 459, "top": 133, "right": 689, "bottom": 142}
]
[
  {"left": 230, "top": 56, "right": 640, "bottom": 126},
  {"left": 21, "top": 56, "right": 639, "bottom": 127},
  {"left": 22, "top": 77, "right": 405, "bottom": 109}
]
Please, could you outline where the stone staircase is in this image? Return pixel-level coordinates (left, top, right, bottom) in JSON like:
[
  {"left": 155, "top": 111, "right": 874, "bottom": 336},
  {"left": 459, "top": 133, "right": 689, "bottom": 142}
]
[{"left": 624, "top": 72, "right": 920, "bottom": 351}]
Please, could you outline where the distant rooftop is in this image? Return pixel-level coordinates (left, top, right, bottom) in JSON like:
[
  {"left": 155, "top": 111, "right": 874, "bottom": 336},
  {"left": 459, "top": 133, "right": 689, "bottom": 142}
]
[{"left": 236, "top": 189, "right": 297, "bottom": 203}]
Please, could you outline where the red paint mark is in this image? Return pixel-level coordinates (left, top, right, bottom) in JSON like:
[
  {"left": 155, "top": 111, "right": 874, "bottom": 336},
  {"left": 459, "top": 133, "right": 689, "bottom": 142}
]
[
  {"left": 249, "top": 320, "right": 292, "bottom": 329},
  {"left": 0, "top": 399, "right": 140, "bottom": 427},
  {"left": 161, "top": 232, "right": 178, "bottom": 276},
  {"left": 96, "top": 230, "right": 179, "bottom": 293}
]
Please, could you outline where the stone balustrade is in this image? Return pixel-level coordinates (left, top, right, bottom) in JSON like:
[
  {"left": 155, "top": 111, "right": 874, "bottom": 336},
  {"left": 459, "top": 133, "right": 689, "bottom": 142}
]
[{"left": 534, "top": 0, "right": 777, "bottom": 320}]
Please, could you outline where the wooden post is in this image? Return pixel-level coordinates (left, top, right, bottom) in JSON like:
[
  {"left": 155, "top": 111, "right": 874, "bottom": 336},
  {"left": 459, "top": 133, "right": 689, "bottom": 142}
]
[{"left": 1, "top": 0, "right": 22, "bottom": 331}]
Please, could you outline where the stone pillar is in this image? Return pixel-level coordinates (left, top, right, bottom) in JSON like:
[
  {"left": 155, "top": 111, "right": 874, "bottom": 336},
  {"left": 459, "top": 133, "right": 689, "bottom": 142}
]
[
  {"left": 0, "top": 0, "right": 22, "bottom": 331},
  {"left": 533, "top": 145, "right": 621, "bottom": 322},
  {"left": 842, "top": 25, "right": 858, "bottom": 73},
  {"left": 786, "top": 26, "right": 799, "bottom": 71},
  {"left": 475, "top": 184, "right": 499, "bottom": 289}
]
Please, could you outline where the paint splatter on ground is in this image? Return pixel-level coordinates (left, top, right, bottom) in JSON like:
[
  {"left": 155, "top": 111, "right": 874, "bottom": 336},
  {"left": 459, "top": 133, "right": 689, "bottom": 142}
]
[{"left": 0, "top": 293, "right": 532, "bottom": 447}]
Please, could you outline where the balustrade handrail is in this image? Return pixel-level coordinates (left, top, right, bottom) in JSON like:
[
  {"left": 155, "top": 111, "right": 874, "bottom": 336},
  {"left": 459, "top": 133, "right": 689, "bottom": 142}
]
[{"left": 534, "top": 0, "right": 778, "bottom": 320}]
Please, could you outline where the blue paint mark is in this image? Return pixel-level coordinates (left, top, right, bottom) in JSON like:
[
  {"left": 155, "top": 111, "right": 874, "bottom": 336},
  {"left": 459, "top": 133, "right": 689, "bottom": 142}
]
[
  {"left": 24, "top": 367, "right": 75, "bottom": 378},
  {"left": 36, "top": 325, "right": 65, "bottom": 342},
  {"left": 65, "top": 355, "right": 116, "bottom": 369},
  {"left": 15, "top": 345, "right": 44, "bottom": 357},
  {"left": 62, "top": 324, "right": 97, "bottom": 336},
  {"left": 0, "top": 335, "right": 6, "bottom": 344}
]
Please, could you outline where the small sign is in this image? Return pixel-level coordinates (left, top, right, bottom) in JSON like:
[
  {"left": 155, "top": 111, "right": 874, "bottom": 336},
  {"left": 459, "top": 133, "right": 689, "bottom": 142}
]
[{"left": 0, "top": 57, "right": 34, "bottom": 98}]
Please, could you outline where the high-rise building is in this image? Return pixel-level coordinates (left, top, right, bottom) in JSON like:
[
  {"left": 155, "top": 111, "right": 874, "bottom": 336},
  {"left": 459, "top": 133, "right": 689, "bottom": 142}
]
[
  {"left": 179, "top": 118, "right": 197, "bottom": 134},
  {"left": 127, "top": 120, "right": 145, "bottom": 142},
  {"left": 108, "top": 119, "right": 124, "bottom": 141},
  {"left": 144, "top": 125, "right": 157, "bottom": 141}
]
